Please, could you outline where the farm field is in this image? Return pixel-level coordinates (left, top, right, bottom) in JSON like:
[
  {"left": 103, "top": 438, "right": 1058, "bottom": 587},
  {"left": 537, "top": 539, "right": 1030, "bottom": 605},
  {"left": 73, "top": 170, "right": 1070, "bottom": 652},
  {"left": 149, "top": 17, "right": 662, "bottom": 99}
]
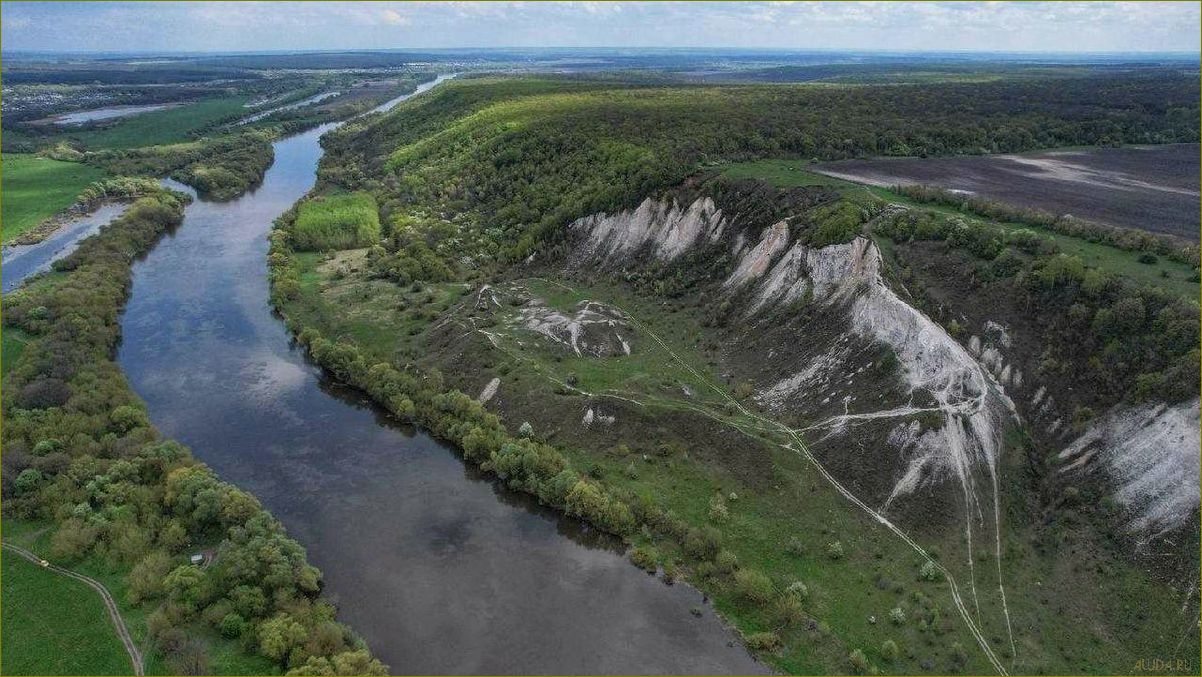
[
  {"left": 0, "top": 153, "right": 106, "bottom": 243},
  {"left": 0, "top": 547, "right": 132, "bottom": 676},
  {"left": 721, "top": 160, "right": 1201, "bottom": 297},
  {"left": 810, "top": 144, "right": 1201, "bottom": 241}
]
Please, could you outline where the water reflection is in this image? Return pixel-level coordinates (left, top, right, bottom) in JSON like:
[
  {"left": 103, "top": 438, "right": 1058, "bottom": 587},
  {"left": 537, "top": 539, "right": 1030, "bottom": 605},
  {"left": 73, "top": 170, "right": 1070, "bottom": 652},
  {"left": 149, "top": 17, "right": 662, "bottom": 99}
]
[{"left": 116, "top": 79, "right": 764, "bottom": 675}]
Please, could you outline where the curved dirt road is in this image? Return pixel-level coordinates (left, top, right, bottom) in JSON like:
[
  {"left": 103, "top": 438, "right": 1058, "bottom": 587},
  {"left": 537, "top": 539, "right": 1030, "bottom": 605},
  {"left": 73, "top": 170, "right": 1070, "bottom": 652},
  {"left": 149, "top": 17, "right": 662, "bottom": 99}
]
[{"left": 2, "top": 541, "right": 144, "bottom": 676}]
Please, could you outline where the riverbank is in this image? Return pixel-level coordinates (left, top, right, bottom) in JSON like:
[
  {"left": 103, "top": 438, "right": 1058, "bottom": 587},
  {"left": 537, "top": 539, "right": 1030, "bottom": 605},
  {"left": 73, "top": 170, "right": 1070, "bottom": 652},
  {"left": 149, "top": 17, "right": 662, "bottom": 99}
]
[
  {"left": 110, "top": 74, "right": 764, "bottom": 674},
  {"left": 1, "top": 183, "right": 388, "bottom": 674}
]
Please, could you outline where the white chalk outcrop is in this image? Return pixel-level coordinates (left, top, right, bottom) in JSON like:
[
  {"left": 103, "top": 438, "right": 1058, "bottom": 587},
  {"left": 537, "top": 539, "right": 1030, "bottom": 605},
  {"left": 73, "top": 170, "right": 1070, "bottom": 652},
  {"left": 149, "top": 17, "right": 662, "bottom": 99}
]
[
  {"left": 728, "top": 234, "right": 1014, "bottom": 516},
  {"left": 519, "top": 299, "right": 633, "bottom": 358},
  {"left": 570, "top": 196, "right": 726, "bottom": 263},
  {"left": 1058, "top": 397, "right": 1201, "bottom": 538}
]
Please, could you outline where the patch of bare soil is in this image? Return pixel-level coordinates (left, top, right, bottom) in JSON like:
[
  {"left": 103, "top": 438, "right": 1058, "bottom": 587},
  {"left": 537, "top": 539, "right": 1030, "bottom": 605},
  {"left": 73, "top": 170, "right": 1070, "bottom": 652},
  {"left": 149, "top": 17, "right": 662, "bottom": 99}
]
[{"left": 813, "top": 144, "right": 1201, "bottom": 240}]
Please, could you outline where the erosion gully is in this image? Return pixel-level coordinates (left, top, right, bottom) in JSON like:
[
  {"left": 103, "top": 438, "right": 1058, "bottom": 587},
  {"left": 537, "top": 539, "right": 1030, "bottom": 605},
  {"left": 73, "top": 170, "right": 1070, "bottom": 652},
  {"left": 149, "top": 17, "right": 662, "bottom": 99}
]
[{"left": 114, "top": 76, "right": 765, "bottom": 674}]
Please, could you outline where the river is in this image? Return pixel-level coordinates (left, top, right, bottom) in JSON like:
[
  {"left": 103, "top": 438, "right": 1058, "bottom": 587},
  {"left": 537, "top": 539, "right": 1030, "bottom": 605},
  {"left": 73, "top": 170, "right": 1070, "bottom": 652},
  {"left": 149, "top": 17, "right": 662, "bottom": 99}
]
[
  {"left": 115, "top": 77, "right": 765, "bottom": 674},
  {"left": 2, "top": 203, "right": 130, "bottom": 293}
]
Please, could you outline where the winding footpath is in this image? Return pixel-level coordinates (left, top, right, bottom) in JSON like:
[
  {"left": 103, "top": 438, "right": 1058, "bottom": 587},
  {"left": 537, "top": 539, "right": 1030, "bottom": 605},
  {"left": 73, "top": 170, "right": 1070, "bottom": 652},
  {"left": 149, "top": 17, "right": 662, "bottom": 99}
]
[{"left": 2, "top": 542, "right": 144, "bottom": 676}]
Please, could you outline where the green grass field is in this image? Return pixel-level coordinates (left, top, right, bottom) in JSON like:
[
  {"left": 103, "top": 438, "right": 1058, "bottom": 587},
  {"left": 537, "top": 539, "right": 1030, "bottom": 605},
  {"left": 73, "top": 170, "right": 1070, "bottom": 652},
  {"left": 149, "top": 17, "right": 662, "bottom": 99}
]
[
  {"left": 1, "top": 550, "right": 132, "bottom": 676},
  {"left": 1, "top": 153, "right": 106, "bottom": 243},
  {"left": 63, "top": 96, "right": 251, "bottom": 150},
  {"left": 720, "top": 159, "right": 1200, "bottom": 298}
]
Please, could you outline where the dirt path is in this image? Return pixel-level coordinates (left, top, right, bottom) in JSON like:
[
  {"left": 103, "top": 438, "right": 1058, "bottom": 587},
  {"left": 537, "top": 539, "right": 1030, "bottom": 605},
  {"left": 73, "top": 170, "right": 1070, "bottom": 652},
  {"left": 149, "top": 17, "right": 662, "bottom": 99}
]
[
  {"left": 486, "top": 277, "right": 1011, "bottom": 674},
  {"left": 2, "top": 541, "right": 144, "bottom": 676}
]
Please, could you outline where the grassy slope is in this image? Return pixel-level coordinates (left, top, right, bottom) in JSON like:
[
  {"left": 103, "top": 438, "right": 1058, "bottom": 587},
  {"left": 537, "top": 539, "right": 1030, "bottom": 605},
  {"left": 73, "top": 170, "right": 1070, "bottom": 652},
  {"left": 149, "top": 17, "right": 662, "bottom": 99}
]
[
  {"left": 293, "top": 255, "right": 1107, "bottom": 674},
  {"left": 323, "top": 259, "right": 1192, "bottom": 673},
  {"left": 720, "top": 160, "right": 1200, "bottom": 298},
  {"left": 1, "top": 153, "right": 106, "bottom": 243}
]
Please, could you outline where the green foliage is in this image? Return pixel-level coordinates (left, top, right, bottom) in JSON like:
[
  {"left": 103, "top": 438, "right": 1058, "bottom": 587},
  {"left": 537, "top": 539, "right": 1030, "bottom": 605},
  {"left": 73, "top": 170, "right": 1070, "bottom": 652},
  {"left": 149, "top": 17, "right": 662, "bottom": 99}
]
[
  {"left": 804, "top": 200, "right": 865, "bottom": 248},
  {"left": 743, "top": 631, "right": 781, "bottom": 651},
  {"left": 881, "top": 639, "right": 900, "bottom": 662},
  {"left": 706, "top": 493, "right": 730, "bottom": 523},
  {"left": 849, "top": 648, "right": 871, "bottom": 674},
  {"left": 732, "top": 567, "right": 775, "bottom": 604},
  {"left": 320, "top": 73, "right": 1198, "bottom": 264},
  {"left": 0, "top": 153, "right": 106, "bottom": 243},
  {"left": 897, "top": 183, "right": 1198, "bottom": 266},
  {"left": 629, "top": 545, "right": 658, "bottom": 573},
  {"left": 293, "top": 192, "right": 381, "bottom": 251},
  {"left": 0, "top": 183, "right": 385, "bottom": 674},
  {"left": 826, "top": 540, "right": 845, "bottom": 559},
  {"left": 918, "top": 560, "right": 941, "bottom": 582}
]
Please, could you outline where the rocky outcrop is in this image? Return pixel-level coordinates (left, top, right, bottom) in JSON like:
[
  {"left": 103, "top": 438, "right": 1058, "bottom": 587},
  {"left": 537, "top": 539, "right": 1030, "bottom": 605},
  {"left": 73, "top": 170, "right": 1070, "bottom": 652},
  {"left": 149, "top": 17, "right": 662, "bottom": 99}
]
[
  {"left": 1058, "top": 398, "right": 1201, "bottom": 538},
  {"left": 519, "top": 299, "right": 633, "bottom": 358},
  {"left": 570, "top": 197, "right": 726, "bottom": 263}
]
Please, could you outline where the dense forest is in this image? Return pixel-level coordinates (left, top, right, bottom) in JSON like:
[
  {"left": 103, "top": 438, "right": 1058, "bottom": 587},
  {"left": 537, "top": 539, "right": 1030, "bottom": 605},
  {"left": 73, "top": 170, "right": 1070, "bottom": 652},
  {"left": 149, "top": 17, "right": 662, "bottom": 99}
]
[{"left": 320, "top": 71, "right": 1199, "bottom": 262}]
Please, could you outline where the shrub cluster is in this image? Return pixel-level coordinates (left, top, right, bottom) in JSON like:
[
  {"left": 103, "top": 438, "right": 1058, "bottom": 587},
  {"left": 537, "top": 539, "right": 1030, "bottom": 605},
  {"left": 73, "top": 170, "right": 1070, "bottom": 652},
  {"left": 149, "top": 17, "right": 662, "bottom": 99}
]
[
  {"left": 894, "top": 184, "right": 1199, "bottom": 266},
  {"left": 87, "top": 131, "right": 276, "bottom": 201}
]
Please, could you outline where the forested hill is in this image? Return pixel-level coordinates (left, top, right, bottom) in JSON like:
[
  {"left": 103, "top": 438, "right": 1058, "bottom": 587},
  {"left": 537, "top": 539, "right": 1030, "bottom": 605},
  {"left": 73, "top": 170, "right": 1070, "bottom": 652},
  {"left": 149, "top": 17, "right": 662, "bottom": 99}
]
[{"left": 319, "top": 71, "right": 1199, "bottom": 261}]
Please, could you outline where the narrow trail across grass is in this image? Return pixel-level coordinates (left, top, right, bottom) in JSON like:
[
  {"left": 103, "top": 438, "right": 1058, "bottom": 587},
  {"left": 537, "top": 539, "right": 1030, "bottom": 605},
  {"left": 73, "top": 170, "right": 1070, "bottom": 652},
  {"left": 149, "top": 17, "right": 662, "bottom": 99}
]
[
  {"left": 2, "top": 542, "right": 144, "bottom": 676},
  {"left": 471, "top": 276, "right": 1011, "bottom": 674}
]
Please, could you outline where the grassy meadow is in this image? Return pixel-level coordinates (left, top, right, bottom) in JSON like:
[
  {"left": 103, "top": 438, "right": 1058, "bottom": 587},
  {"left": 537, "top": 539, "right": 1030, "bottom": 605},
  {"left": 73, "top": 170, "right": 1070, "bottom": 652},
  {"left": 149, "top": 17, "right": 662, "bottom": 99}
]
[
  {"left": 1, "top": 153, "right": 106, "bottom": 243},
  {"left": 60, "top": 95, "right": 252, "bottom": 150}
]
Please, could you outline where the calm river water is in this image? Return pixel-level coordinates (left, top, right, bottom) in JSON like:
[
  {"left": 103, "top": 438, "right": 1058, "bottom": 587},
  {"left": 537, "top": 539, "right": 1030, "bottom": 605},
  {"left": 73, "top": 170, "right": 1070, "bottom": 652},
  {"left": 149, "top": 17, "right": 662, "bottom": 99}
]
[{"left": 115, "top": 77, "right": 764, "bottom": 674}]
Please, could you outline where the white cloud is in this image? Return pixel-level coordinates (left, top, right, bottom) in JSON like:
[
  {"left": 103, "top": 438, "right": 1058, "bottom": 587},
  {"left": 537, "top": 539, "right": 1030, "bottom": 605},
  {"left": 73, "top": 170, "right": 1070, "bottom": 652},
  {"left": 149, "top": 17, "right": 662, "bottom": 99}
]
[
  {"left": 380, "top": 9, "right": 410, "bottom": 26},
  {"left": 0, "top": 1, "right": 1197, "bottom": 53}
]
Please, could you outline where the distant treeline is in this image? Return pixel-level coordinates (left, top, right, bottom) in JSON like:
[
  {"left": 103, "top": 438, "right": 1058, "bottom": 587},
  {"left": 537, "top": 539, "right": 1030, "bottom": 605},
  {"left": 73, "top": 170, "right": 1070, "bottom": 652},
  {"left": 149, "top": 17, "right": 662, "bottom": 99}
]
[
  {"left": 247, "top": 72, "right": 438, "bottom": 137},
  {"left": 893, "top": 184, "right": 1200, "bottom": 266},
  {"left": 1, "top": 187, "right": 387, "bottom": 676},
  {"left": 319, "top": 71, "right": 1199, "bottom": 266},
  {"left": 2, "top": 66, "right": 259, "bottom": 85}
]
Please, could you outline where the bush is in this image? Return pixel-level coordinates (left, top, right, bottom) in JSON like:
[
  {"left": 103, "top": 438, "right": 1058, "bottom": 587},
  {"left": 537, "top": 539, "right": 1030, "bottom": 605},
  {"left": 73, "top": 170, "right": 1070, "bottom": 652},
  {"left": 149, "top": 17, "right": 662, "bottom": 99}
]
[
  {"left": 733, "top": 568, "right": 775, "bottom": 604},
  {"left": 849, "top": 648, "right": 871, "bottom": 674},
  {"left": 890, "top": 606, "right": 906, "bottom": 624},
  {"left": 707, "top": 494, "right": 730, "bottom": 523},
  {"left": 629, "top": 545, "right": 658, "bottom": 573},
  {"left": 918, "top": 560, "right": 941, "bottom": 582},
  {"left": 881, "top": 639, "right": 900, "bottom": 662},
  {"left": 13, "top": 468, "right": 42, "bottom": 494},
  {"left": 826, "top": 540, "right": 845, "bottom": 559},
  {"left": 785, "top": 580, "right": 809, "bottom": 600},
  {"left": 775, "top": 593, "right": 806, "bottom": 626},
  {"left": 715, "top": 549, "right": 739, "bottom": 573},
  {"left": 744, "top": 631, "right": 781, "bottom": 651}
]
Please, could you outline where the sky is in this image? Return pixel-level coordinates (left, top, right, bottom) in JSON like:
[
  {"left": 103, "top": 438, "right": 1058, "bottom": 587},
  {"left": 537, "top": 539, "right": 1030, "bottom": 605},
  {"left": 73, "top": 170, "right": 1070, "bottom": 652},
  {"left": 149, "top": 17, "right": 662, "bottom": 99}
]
[{"left": 2, "top": 1, "right": 1199, "bottom": 54}]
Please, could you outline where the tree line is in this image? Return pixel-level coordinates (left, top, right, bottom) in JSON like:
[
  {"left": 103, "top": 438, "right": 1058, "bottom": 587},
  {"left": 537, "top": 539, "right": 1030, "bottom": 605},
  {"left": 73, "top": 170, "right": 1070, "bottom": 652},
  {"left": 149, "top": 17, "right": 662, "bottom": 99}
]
[{"left": 1, "top": 187, "right": 387, "bottom": 675}]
